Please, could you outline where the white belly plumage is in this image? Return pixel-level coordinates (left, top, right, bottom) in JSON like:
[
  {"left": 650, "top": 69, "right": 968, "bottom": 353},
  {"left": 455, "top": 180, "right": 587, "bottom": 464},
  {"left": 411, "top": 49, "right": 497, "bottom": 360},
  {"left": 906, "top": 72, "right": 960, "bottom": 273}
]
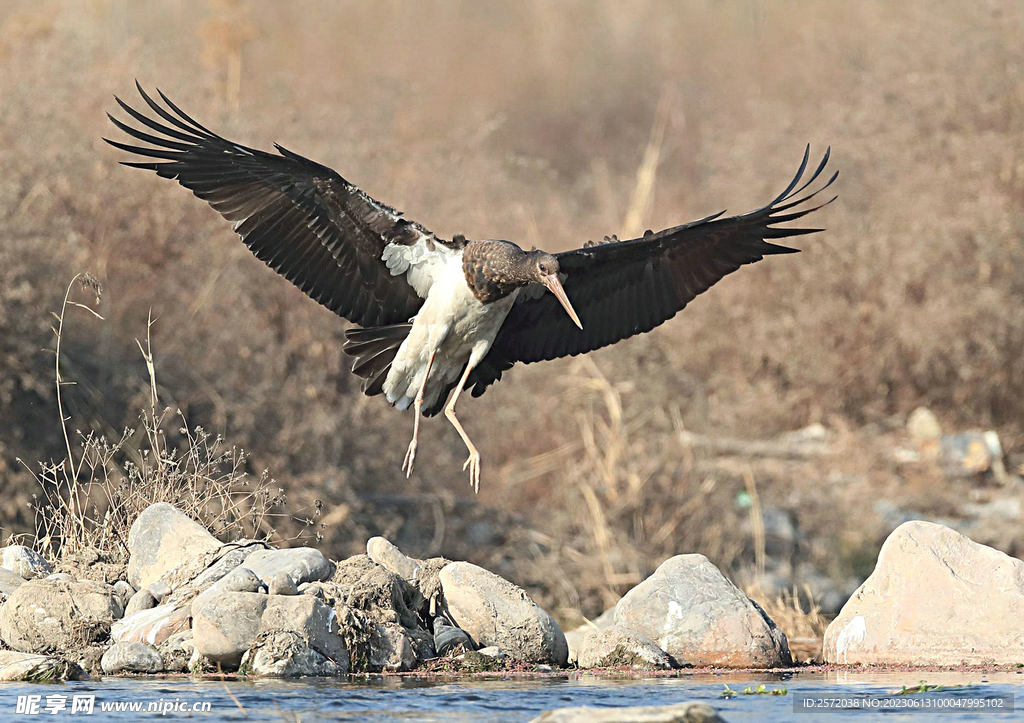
[{"left": 383, "top": 256, "right": 519, "bottom": 412}]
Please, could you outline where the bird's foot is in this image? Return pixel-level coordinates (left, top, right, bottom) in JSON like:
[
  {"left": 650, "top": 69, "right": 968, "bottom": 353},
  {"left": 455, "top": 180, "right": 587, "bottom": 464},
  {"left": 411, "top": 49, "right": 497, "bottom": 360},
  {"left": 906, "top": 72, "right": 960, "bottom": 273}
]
[
  {"left": 462, "top": 450, "right": 481, "bottom": 493},
  {"left": 402, "top": 438, "right": 417, "bottom": 478}
]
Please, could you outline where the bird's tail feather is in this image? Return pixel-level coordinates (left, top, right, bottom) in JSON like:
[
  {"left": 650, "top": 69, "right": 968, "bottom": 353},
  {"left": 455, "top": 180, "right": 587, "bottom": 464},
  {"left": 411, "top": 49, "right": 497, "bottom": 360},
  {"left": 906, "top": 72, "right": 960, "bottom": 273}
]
[{"left": 343, "top": 323, "right": 412, "bottom": 396}]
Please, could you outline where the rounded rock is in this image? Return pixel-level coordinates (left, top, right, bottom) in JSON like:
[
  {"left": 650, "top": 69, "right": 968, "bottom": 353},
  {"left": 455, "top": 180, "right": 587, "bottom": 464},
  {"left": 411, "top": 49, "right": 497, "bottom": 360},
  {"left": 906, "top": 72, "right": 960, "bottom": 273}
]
[
  {"left": 112, "top": 580, "right": 136, "bottom": 611},
  {"left": 268, "top": 574, "right": 298, "bottom": 595},
  {"left": 124, "top": 589, "right": 158, "bottom": 617},
  {"left": 615, "top": 554, "right": 791, "bottom": 668},
  {"left": 241, "top": 630, "right": 345, "bottom": 677},
  {"left": 0, "top": 579, "right": 123, "bottom": 653},
  {"left": 101, "top": 641, "right": 165, "bottom": 674},
  {"left": 190, "top": 567, "right": 265, "bottom": 617},
  {"left": 127, "top": 502, "right": 222, "bottom": 590},
  {"left": 146, "top": 581, "right": 172, "bottom": 602},
  {"left": 367, "top": 537, "right": 422, "bottom": 580},
  {"left": 577, "top": 625, "right": 672, "bottom": 669},
  {"left": 240, "top": 547, "right": 334, "bottom": 587},
  {"left": 439, "top": 562, "right": 567, "bottom": 665},
  {"left": 0, "top": 546, "right": 53, "bottom": 580}
]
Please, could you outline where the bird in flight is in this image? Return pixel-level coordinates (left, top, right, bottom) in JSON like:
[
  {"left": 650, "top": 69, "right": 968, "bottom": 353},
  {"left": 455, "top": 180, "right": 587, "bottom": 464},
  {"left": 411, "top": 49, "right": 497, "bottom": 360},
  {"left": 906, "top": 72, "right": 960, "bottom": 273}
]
[{"left": 106, "top": 83, "right": 836, "bottom": 491}]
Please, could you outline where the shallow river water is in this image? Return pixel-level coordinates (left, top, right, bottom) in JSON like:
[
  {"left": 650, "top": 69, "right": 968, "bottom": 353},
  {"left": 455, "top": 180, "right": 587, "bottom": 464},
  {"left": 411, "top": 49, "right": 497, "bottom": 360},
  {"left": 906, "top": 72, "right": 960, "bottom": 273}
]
[{"left": 1, "top": 669, "right": 1020, "bottom": 722}]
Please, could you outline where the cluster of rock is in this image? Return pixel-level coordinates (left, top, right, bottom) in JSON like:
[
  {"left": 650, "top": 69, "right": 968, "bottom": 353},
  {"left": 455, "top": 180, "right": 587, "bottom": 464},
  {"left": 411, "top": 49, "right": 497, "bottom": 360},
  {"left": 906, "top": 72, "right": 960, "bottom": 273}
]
[
  {"left": 0, "top": 502, "right": 797, "bottom": 679},
  {"left": 3, "top": 498, "right": 1016, "bottom": 681},
  {"left": 0, "top": 502, "right": 558, "bottom": 678}
]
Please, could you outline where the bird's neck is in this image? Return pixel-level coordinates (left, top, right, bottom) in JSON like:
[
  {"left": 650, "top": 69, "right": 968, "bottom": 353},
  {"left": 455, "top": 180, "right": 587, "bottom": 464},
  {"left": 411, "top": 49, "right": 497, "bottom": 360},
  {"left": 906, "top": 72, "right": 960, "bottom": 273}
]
[{"left": 462, "top": 240, "right": 529, "bottom": 304}]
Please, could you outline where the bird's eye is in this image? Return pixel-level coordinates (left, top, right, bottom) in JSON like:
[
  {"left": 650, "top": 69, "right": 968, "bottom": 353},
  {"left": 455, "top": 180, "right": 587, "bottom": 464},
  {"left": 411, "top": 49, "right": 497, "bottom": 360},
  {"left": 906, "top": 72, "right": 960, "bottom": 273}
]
[{"left": 539, "top": 263, "right": 547, "bottom": 273}]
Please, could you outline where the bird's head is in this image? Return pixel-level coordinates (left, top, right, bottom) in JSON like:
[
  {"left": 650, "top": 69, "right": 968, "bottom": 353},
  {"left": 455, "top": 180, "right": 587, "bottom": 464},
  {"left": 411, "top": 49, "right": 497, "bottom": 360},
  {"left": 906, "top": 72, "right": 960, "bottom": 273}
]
[{"left": 527, "top": 251, "right": 582, "bottom": 330}]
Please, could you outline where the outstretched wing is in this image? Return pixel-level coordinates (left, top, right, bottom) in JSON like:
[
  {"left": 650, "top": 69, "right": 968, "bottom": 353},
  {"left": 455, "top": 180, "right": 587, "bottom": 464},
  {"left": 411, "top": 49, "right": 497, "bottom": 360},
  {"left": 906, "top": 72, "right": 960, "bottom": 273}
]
[
  {"left": 467, "top": 146, "right": 837, "bottom": 396},
  {"left": 105, "top": 83, "right": 462, "bottom": 328}
]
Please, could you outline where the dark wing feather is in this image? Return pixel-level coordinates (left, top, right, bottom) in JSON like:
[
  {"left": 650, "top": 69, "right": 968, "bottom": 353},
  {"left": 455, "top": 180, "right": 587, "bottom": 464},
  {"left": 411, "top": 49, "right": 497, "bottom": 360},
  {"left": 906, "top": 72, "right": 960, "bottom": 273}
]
[
  {"left": 467, "top": 146, "right": 837, "bottom": 396},
  {"left": 105, "top": 83, "right": 451, "bottom": 327}
]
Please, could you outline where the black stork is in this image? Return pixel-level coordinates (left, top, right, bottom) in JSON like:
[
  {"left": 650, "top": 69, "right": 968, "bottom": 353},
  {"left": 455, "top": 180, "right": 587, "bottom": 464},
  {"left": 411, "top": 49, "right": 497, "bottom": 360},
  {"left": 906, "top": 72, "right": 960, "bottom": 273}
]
[{"left": 106, "top": 84, "right": 837, "bottom": 491}]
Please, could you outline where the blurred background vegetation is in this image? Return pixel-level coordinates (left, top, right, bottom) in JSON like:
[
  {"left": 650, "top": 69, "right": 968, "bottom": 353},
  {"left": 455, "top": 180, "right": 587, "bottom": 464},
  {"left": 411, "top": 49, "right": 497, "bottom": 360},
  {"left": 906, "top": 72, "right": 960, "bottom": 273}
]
[{"left": 2, "top": 0, "right": 1023, "bottom": 644}]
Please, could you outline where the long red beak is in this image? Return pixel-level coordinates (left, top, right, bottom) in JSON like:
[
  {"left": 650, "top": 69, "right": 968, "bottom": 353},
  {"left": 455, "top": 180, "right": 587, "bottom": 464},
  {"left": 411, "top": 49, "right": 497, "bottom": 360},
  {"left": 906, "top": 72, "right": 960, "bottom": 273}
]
[{"left": 541, "top": 274, "right": 583, "bottom": 329}]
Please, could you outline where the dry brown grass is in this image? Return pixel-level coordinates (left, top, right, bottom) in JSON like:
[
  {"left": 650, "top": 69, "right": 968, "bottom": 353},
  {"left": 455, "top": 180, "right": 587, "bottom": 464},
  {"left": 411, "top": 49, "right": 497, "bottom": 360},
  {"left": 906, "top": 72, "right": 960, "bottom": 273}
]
[
  {"left": 23, "top": 276, "right": 320, "bottom": 561},
  {"left": 2, "top": 0, "right": 1024, "bottom": 625},
  {"left": 744, "top": 583, "right": 829, "bottom": 664}
]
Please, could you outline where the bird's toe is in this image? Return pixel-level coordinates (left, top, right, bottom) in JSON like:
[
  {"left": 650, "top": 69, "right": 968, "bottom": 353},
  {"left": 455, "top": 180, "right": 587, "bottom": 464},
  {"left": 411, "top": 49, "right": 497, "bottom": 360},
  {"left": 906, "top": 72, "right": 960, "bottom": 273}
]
[
  {"left": 463, "top": 452, "right": 481, "bottom": 493},
  {"left": 402, "top": 440, "right": 417, "bottom": 477}
]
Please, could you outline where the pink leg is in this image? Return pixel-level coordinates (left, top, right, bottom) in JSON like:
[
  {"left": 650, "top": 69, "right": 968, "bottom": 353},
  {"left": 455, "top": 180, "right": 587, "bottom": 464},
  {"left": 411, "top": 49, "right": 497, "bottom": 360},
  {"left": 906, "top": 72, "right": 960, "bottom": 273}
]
[
  {"left": 402, "top": 350, "right": 436, "bottom": 478},
  {"left": 444, "top": 361, "right": 481, "bottom": 492}
]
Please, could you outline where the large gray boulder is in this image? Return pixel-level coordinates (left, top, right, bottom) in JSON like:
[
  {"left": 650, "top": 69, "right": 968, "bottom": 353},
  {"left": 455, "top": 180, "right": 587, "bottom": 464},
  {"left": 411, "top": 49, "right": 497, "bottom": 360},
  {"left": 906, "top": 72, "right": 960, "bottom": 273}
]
[
  {"left": 439, "top": 562, "right": 568, "bottom": 665},
  {"left": 615, "top": 555, "right": 791, "bottom": 668},
  {"left": 192, "top": 592, "right": 269, "bottom": 666},
  {"left": 577, "top": 625, "right": 672, "bottom": 670},
  {"left": 0, "top": 545, "right": 52, "bottom": 580},
  {"left": 824, "top": 521, "right": 1024, "bottom": 666},
  {"left": 529, "top": 702, "right": 726, "bottom": 723},
  {"left": 240, "top": 547, "right": 334, "bottom": 587},
  {"left": 260, "top": 594, "right": 345, "bottom": 663},
  {"left": 193, "top": 591, "right": 345, "bottom": 670},
  {"left": 101, "top": 642, "right": 165, "bottom": 674},
  {"left": 127, "top": 503, "right": 222, "bottom": 589},
  {"left": 0, "top": 578, "right": 123, "bottom": 653}
]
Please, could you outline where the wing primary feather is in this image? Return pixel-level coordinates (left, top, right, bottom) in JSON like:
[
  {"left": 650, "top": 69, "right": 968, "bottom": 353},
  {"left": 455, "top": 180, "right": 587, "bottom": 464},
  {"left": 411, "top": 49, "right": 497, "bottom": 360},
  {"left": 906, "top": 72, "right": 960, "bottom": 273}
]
[
  {"left": 118, "top": 161, "right": 167, "bottom": 172},
  {"left": 785, "top": 147, "right": 831, "bottom": 200},
  {"left": 767, "top": 144, "right": 810, "bottom": 207},
  {"left": 763, "top": 227, "right": 822, "bottom": 239},
  {"left": 768, "top": 196, "right": 837, "bottom": 225},
  {"left": 103, "top": 138, "right": 183, "bottom": 160},
  {"left": 105, "top": 113, "right": 193, "bottom": 151},
  {"left": 156, "top": 87, "right": 231, "bottom": 142},
  {"left": 134, "top": 81, "right": 218, "bottom": 140},
  {"left": 772, "top": 171, "right": 839, "bottom": 214},
  {"left": 113, "top": 96, "right": 202, "bottom": 144}
]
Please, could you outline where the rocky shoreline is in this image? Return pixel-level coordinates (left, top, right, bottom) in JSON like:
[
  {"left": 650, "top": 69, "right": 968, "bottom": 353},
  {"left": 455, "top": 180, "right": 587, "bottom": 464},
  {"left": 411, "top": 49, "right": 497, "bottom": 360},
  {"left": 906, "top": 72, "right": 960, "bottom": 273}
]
[{"left": 0, "top": 503, "right": 1022, "bottom": 685}]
